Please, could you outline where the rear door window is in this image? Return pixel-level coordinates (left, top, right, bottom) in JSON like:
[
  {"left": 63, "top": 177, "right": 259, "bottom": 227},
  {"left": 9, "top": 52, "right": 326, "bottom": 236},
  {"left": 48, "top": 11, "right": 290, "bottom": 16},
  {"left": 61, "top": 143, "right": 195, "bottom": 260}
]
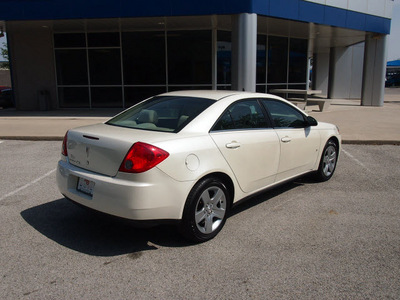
[{"left": 212, "top": 99, "right": 270, "bottom": 131}]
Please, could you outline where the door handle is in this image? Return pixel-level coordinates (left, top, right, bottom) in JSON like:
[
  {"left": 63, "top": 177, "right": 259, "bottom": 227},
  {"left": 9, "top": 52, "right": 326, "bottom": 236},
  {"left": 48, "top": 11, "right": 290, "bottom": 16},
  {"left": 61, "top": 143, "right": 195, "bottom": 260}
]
[
  {"left": 225, "top": 142, "right": 241, "bottom": 149},
  {"left": 281, "top": 136, "right": 291, "bottom": 143}
]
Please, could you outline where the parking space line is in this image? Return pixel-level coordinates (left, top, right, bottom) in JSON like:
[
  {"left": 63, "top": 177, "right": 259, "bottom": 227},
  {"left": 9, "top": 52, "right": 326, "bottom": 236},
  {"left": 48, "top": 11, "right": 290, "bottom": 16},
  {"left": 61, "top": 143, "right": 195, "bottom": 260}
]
[
  {"left": 0, "top": 168, "right": 56, "bottom": 202},
  {"left": 341, "top": 148, "right": 370, "bottom": 171},
  {"left": 0, "top": 141, "right": 4, "bottom": 144}
]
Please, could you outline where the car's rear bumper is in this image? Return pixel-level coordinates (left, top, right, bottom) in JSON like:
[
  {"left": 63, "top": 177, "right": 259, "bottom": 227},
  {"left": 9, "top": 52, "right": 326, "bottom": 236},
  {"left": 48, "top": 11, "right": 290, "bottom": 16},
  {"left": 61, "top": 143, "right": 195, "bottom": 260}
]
[{"left": 56, "top": 158, "right": 193, "bottom": 221}]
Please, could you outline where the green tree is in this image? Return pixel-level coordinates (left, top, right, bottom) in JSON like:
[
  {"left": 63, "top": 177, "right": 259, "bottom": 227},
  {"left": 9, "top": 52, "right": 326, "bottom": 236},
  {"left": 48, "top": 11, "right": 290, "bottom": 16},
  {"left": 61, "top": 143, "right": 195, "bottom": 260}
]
[{"left": 1, "top": 42, "right": 9, "bottom": 69}]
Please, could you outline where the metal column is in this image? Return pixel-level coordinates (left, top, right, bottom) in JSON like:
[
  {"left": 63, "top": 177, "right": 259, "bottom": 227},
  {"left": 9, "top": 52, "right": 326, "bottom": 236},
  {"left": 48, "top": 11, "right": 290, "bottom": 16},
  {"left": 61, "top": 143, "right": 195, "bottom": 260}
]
[
  {"left": 361, "top": 34, "right": 387, "bottom": 106},
  {"left": 231, "top": 13, "right": 257, "bottom": 92}
]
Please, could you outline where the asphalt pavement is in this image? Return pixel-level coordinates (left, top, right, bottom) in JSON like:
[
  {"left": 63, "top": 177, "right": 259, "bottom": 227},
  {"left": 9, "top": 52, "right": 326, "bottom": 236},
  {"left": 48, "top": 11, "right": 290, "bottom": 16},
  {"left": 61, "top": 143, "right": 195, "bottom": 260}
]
[
  {"left": 0, "top": 89, "right": 400, "bottom": 299},
  {"left": 2, "top": 89, "right": 400, "bottom": 299},
  {"left": 0, "top": 141, "right": 399, "bottom": 299},
  {"left": 0, "top": 88, "right": 400, "bottom": 143}
]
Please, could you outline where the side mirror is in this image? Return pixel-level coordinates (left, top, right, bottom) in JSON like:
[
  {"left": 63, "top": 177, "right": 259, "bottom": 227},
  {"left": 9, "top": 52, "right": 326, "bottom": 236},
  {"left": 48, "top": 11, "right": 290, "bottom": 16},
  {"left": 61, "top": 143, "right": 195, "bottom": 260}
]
[{"left": 306, "top": 116, "right": 318, "bottom": 127}]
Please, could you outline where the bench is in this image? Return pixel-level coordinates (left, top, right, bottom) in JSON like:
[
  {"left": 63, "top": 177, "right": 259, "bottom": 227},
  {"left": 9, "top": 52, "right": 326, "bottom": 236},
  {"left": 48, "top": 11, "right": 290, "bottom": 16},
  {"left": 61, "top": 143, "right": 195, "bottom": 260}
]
[
  {"left": 305, "top": 99, "right": 331, "bottom": 112},
  {"left": 269, "top": 89, "right": 330, "bottom": 111}
]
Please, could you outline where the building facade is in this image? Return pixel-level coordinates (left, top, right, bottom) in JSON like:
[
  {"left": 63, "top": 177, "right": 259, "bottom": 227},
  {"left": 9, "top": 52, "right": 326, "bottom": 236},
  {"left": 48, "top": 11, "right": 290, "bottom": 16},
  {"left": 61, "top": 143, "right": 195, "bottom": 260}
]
[{"left": 0, "top": 0, "right": 393, "bottom": 109}]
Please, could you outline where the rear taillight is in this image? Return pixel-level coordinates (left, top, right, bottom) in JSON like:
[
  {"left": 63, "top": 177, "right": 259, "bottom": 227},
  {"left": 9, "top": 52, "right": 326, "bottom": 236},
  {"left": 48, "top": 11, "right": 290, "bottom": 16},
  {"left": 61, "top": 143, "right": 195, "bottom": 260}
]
[
  {"left": 119, "top": 142, "right": 169, "bottom": 173},
  {"left": 62, "top": 131, "right": 68, "bottom": 156}
]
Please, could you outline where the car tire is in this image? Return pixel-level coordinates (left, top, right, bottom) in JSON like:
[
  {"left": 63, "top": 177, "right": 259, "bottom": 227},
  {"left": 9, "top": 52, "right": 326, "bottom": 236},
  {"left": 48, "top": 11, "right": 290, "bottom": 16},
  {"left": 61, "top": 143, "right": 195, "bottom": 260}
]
[
  {"left": 179, "top": 177, "right": 230, "bottom": 243},
  {"left": 315, "top": 139, "right": 338, "bottom": 182}
]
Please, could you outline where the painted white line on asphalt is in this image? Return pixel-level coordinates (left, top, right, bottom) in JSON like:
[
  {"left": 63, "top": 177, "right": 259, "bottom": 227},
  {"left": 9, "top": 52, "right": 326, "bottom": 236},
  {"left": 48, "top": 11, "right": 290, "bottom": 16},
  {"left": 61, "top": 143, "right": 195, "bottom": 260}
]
[
  {"left": 0, "top": 168, "right": 56, "bottom": 202},
  {"left": 0, "top": 141, "right": 4, "bottom": 144},
  {"left": 341, "top": 149, "right": 370, "bottom": 171}
]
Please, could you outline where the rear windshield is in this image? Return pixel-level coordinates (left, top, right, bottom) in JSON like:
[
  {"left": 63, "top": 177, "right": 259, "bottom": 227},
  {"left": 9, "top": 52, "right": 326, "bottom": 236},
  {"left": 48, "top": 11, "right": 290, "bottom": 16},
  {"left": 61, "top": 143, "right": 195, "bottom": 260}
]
[{"left": 106, "top": 96, "right": 215, "bottom": 132}]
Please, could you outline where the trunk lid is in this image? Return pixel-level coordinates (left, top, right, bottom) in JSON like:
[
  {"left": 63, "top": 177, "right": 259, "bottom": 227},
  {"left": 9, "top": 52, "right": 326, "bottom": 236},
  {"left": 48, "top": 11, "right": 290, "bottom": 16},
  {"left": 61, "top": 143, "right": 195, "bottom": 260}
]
[{"left": 66, "top": 123, "right": 173, "bottom": 177}]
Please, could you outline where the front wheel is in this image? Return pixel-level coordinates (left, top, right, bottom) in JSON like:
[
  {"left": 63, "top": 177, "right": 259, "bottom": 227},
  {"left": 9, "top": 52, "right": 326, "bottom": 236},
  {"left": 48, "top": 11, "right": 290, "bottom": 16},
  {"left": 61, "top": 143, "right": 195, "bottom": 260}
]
[
  {"left": 315, "top": 139, "right": 338, "bottom": 182},
  {"left": 179, "top": 177, "right": 230, "bottom": 243}
]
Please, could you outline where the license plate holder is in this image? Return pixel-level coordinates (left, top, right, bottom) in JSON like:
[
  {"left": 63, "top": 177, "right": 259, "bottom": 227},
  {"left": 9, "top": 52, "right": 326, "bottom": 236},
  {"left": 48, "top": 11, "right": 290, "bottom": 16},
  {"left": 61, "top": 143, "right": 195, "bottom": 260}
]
[{"left": 77, "top": 177, "right": 95, "bottom": 196}]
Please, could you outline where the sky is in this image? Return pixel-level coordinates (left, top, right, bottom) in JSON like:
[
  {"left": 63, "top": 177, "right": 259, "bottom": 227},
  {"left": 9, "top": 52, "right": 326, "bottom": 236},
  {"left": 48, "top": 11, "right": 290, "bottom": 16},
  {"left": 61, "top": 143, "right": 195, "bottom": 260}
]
[{"left": 0, "top": 2, "right": 399, "bottom": 61}]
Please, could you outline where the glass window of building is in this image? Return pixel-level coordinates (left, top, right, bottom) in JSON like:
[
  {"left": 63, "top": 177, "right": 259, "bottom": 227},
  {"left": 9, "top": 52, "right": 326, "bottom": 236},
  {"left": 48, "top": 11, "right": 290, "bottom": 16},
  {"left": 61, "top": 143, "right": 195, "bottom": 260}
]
[
  {"left": 217, "top": 31, "right": 231, "bottom": 89},
  {"left": 122, "top": 31, "right": 166, "bottom": 85},
  {"left": 167, "top": 30, "right": 212, "bottom": 85},
  {"left": 267, "top": 36, "right": 288, "bottom": 84},
  {"left": 87, "top": 32, "right": 120, "bottom": 47},
  {"left": 88, "top": 49, "right": 122, "bottom": 85},
  {"left": 124, "top": 87, "right": 167, "bottom": 107},
  {"left": 54, "top": 33, "right": 89, "bottom": 108},
  {"left": 256, "top": 35, "right": 267, "bottom": 93},
  {"left": 58, "top": 87, "right": 90, "bottom": 108},
  {"left": 54, "top": 33, "right": 86, "bottom": 48},
  {"left": 52, "top": 18, "right": 309, "bottom": 109},
  {"left": 55, "top": 49, "right": 89, "bottom": 85},
  {"left": 289, "top": 38, "right": 307, "bottom": 84},
  {"left": 91, "top": 87, "right": 122, "bottom": 108}
]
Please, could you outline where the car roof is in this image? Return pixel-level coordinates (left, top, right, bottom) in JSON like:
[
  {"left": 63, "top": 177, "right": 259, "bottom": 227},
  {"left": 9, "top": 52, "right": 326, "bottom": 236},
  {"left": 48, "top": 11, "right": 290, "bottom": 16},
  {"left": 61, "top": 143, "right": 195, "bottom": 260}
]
[{"left": 158, "top": 90, "right": 282, "bottom": 101}]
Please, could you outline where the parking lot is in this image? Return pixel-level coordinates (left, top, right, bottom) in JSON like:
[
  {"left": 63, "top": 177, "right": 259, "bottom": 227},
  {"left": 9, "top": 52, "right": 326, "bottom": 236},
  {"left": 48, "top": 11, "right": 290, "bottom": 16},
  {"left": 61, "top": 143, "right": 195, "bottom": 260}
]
[{"left": 1, "top": 140, "right": 399, "bottom": 299}]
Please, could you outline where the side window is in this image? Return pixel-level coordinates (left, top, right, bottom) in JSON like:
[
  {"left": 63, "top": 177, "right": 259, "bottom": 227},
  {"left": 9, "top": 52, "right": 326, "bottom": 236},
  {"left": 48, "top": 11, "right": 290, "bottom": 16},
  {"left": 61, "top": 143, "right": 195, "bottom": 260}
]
[
  {"left": 262, "top": 99, "right": 306, "bottom": 128},
  {"left": 212, "top": 99, "right": 269, "bottom": 131}
]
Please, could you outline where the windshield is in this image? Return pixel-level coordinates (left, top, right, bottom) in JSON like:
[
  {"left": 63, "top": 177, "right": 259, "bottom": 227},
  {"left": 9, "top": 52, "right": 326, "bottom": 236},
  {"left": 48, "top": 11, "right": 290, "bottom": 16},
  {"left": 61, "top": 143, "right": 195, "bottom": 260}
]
[{"left": 106, "top": 96, "right": 215, "bottom": 132}]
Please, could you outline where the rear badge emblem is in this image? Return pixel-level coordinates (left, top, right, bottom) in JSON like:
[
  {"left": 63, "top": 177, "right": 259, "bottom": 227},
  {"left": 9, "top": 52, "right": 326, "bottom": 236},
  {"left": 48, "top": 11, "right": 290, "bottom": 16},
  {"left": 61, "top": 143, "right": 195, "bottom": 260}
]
[{"left": 86, "top": 147, "right": 90, "bottom": 165}]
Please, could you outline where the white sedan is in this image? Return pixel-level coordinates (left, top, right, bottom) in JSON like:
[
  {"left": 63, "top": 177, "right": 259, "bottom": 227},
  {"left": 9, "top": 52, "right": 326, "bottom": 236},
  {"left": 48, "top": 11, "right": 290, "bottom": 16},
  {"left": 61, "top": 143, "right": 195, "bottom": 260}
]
[{"left": 57, "top": 90, "right": 340, "bottom": 242}]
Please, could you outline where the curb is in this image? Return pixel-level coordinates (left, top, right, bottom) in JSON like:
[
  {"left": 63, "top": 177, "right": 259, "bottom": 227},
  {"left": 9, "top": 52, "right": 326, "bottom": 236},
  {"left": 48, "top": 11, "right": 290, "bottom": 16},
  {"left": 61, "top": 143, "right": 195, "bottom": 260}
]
[
  {"left": 0, "top": 136, "right": 64, "bottom": 141},
  {"left": 341, "top": 140, "right": 400, "bottom": 145}
]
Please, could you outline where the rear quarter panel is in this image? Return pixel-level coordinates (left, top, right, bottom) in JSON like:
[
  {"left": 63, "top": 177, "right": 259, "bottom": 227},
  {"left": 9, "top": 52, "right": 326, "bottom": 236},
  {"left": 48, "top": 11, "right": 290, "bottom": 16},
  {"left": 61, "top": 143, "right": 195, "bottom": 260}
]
[{"left": 155, "top": 135, "right": 237, "bottom": 183}]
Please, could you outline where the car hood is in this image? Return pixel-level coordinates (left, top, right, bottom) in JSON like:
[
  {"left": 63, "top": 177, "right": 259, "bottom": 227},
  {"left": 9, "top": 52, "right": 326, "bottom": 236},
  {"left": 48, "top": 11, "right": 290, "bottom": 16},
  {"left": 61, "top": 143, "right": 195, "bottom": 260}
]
[{"left": 316, "top": 121, "right": 338, "bottom": 130}]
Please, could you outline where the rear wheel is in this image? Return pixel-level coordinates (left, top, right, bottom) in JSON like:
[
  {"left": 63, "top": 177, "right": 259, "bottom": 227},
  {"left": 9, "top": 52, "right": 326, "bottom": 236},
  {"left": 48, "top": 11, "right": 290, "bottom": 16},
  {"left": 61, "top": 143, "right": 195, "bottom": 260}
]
[
  {"left": 315, "top": 139, "right": 338, "bottom": 181},
  {"left": 180, "top": 177, "right": 230, "bottom": 243}
]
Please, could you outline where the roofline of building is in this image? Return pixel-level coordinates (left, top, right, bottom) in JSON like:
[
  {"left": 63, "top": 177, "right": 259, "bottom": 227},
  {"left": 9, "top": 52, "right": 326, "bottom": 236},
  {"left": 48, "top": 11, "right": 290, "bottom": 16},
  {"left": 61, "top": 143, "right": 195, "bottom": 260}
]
[{"left": 0, "top": 0, "right": 392, "bottom": 34}]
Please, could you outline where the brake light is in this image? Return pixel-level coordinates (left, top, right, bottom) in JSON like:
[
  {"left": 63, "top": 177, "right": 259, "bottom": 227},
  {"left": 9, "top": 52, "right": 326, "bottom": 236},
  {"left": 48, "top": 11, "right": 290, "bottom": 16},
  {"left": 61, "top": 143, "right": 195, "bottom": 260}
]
[
  {"left": 62, "top": 131, "right": 69, "bottom": 156},
  {"left": 119, "top": 142, "right": 169, "bottom": 173}
]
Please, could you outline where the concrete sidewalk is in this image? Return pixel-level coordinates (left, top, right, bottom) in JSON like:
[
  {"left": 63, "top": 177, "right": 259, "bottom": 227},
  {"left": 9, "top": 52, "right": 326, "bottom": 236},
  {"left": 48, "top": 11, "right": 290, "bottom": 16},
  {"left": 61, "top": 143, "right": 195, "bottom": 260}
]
[
  {"left": 0, "top": 89, "right": 399, "bottom": 144},
  {"left": 308, "top": 88, "right": 400, "bottom": 144},
  {"left": 0, "top": 110, "right": 119, "bottom": 141}
]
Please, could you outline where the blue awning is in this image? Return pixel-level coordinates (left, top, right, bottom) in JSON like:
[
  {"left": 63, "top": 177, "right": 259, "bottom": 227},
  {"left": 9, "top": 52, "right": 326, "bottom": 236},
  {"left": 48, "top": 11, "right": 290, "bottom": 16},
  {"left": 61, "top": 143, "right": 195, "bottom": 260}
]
[
  {"left": 387, "top": 60, "right": 400, "bottom": 67},
  {"left": 0, "top": 0, "right": 392, "bottom": 34}
]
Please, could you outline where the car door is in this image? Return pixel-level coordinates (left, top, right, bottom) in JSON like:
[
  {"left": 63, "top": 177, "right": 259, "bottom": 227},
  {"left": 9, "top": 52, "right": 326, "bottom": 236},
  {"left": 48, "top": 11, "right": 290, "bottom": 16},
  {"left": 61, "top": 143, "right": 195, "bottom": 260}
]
[
  {"left": 261, "top": 99, "right": 320, "bottom": 182},
  {"left": 210, "top": 99, "right": 280, "bottom": 193}
]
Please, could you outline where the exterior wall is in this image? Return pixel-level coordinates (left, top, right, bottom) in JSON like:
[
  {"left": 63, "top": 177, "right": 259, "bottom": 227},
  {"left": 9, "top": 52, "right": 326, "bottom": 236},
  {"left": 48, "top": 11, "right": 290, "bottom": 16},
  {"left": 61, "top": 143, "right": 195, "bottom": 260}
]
[
  {"left": 1, "top": 0, "right": 391, "bottom": 109},
  {"left": 349, "top": 43, "right": 364, "bottom": 99},
  {"left": 328, "top": 44, "right": 364, "bottom": 99},
  {"left": 313, "top": 51, "right": 330, "bottom": 95},
  {"left": 7, "top": 21, "right": 57, "bottom": 110},
  {"left": 305, "top": 0, "right": 393, "bottom": 18}
]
